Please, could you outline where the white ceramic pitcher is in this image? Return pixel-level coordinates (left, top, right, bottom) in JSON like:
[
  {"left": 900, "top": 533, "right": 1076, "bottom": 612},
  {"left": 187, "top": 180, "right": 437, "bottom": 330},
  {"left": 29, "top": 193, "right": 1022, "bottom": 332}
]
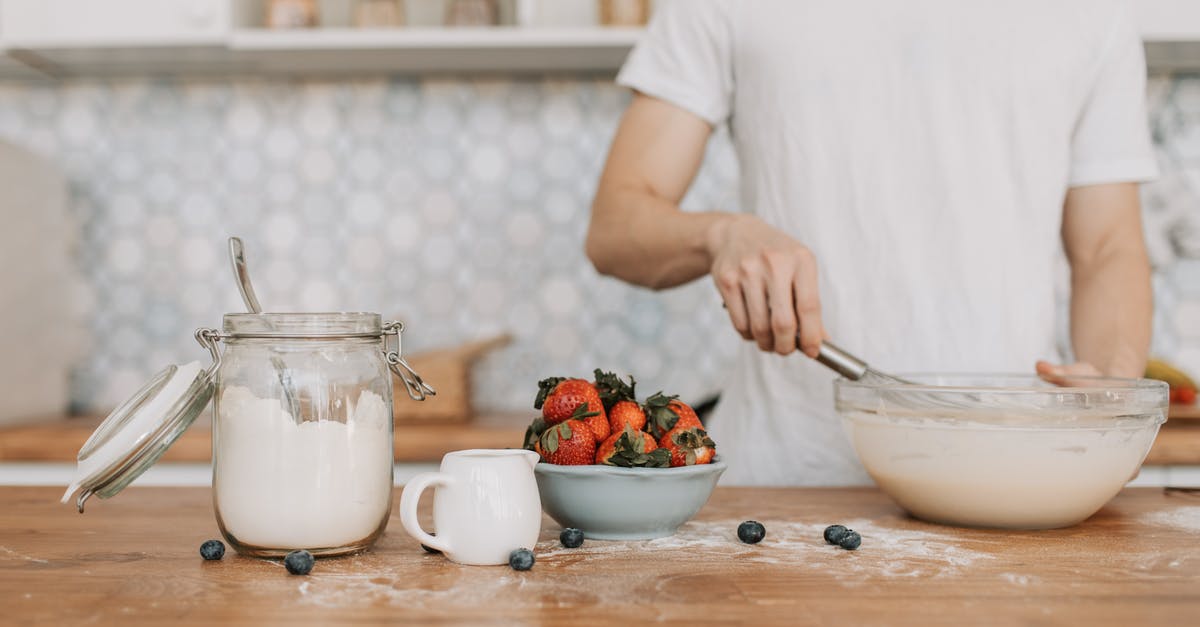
[{"left": 399, "top": 449, "right": 542, "bottom": 565}]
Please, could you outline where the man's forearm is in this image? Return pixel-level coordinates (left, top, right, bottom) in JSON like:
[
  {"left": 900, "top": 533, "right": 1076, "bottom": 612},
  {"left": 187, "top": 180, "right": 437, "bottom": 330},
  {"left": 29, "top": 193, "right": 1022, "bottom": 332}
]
[
  {"left": 1069, "top": 248, "right": 1152, "bottom": 378},
  {"left": 586, "top": 186, "right": 734, "bottom": 290}
]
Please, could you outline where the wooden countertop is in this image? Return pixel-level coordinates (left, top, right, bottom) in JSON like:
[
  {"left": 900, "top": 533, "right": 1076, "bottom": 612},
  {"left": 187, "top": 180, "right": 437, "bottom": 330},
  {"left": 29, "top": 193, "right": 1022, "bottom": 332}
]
[
  {"left": 1, "top": 486, "right": 1198, "bottom": 626},
  {"left": 2, "top": 404, "right": 1198, "bottom": 465},
  {"left": 0, "top": 413, "right": 530, "bottom": 464},
  {"left": 1146, "top": 403, "right": 1200, "bottom": 464}
]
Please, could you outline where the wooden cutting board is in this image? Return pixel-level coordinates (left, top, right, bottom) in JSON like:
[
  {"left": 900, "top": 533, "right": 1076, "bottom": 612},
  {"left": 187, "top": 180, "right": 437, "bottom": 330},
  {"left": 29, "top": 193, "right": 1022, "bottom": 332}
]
[{"left": 391, "top": 334, "right": 513, "bottom": 424}]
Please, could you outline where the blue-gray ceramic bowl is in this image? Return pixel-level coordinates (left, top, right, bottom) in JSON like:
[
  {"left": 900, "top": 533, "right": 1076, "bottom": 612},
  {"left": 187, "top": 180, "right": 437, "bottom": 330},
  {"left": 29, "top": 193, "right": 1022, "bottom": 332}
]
[{"left": 534, "top": 459, "right": 726, "bottom": 540}]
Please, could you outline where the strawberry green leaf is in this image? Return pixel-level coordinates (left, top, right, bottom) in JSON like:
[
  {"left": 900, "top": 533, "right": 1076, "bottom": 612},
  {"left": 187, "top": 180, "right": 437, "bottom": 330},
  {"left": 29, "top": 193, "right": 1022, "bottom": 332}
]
[
  {"left": 534, "top": 377, "right": 566, "bottom": 410},
  {"left": 594, "top": 369, "right": 637, "bottom": 410},
  {"left": 569, "top": 404, "right": 600, "bottom": 420},
  {"left": 523, "top": 417, "right": 547, "bottom": 450},
  {"left": 644, "top": 449, "right": 670, "bottom": 468},
  {"left": 645, "top": 392, "right": 682, "bottom": 437}
]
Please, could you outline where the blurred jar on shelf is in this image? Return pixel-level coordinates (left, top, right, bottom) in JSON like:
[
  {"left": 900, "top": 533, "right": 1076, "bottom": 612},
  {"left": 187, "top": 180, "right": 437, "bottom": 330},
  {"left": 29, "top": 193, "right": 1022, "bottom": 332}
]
[
  {"left": 266, "top": 0, "right": 319, "bottom": 28},
  {"left": 446, "top": 0, "right": 499, "bottom": 26},
  {"left": 355, "top": 0, "right": 405, "bottom": 27},
  {"left": 599, "top": 0, "right": 649, "bottom": 26}
]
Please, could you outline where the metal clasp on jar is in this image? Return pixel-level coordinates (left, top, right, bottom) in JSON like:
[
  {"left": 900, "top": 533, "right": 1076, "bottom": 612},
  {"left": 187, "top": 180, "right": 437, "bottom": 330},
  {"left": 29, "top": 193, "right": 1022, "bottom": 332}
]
[
  {"left": 193, "top": 322, "right": 434, "bottom": 402},
  {"left": 382, "top": 321, "right": 436, "bottom": 401}
]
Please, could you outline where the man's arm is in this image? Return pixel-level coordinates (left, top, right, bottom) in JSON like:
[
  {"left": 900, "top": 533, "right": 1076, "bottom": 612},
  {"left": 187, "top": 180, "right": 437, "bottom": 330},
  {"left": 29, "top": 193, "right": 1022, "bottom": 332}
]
[
  {"left": 586, "top": 94, "right": 719, "bottom": 289},
  {"left": 1038, "top": 182, "right": 1152, "bottom": 380},
  {"left": 587, "top": 94, "right": 827, "bottom": 357}
]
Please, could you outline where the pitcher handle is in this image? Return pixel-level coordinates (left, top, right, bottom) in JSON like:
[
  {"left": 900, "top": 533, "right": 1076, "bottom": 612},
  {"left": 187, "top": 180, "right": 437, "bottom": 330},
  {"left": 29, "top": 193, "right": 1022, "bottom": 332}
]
[{"left": 399, "top": 472, "right": 453, "bottom": 554}]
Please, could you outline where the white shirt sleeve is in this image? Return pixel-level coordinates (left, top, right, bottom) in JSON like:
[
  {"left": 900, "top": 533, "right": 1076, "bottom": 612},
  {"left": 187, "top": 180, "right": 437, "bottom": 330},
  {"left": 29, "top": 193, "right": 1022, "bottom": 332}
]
[
  {"left": 1068, "top": 5, "right": 1158, "bottom": 187},
  {"left": 615, "top": 0, "right": 734, "bottom": 126}
]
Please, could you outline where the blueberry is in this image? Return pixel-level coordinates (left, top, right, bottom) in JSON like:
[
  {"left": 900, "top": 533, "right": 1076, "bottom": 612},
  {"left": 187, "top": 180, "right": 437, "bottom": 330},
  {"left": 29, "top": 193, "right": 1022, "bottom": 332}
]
[
  {"left": 737, "top": 520, "right": 766, "bottom": 544},
  {"left": 199, "top": 539, "right": 225, "bottom": 561},
  {"left": 823, "top": 524, "right": 849, "bottom": 545},
  {"left": 508, "top": 548, "right": 535, "bottom": 571},
  {"left": 838, "top": 530, "right": 862, "bottom": 551},
  {"left": 559, "top": 528, "right": 584, "bottom": 549},
  {"left": 284, "top": 550, "right": 315, "bottom": 575}
]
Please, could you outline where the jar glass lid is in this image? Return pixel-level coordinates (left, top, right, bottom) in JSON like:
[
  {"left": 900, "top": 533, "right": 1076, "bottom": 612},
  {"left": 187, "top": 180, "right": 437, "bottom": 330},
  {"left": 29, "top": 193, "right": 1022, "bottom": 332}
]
[{"left": 61, "top": 360, "right": 214, "bottom": 512}]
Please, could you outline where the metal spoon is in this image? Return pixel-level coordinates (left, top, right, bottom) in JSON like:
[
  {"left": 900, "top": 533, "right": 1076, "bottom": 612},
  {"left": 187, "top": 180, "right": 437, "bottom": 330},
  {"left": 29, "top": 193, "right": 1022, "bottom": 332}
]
[
  {"left": 229, "top": 237, "right": 263, "bottom": 314},
  {"left": 228, "top": 237, "right": 303, "bottom": 423}
]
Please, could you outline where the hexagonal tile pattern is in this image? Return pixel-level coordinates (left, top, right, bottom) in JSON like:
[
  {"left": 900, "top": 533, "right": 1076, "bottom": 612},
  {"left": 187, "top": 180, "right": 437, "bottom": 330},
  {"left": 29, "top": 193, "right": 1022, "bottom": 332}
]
[{"left": 2, "top": 73, "right": 1198, "bottom": 413}]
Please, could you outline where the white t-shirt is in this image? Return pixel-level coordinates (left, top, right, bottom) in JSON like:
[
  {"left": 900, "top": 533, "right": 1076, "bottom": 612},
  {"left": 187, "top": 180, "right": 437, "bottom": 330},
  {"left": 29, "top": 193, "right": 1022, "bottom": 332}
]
[{"left": 617, "top": 0, "right": 1157, "bottom": 485}]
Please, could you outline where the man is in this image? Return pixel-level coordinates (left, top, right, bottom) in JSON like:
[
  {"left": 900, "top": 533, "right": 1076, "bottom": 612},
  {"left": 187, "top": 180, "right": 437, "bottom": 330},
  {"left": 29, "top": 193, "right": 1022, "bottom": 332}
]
[{"left": 586, "top": 0, "right": 1155, "bottom": 485}]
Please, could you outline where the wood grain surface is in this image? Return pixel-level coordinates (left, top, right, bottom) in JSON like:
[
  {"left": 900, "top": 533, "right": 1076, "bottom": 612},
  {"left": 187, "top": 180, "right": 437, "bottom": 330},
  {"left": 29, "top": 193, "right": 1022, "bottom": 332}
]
[
  {"left": 1, "top": 486, "right": 1198, "bottom": 626},
  {"left": 0, "top": 412, "right": 530, "bottom": 464},
  {"left": 1170, "top": 403, "right": 1200, "bottom": 420}
]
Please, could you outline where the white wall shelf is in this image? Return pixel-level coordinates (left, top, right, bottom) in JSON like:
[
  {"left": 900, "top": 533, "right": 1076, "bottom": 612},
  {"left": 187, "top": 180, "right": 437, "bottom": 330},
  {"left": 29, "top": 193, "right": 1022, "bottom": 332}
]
[
  {"left": 229, "top": 26, "right": 641, "bottom": 50},
  {"left": 226, "top": 26, "right": 641, "bottom": 74},
  {"left": 0, "top": 47, "right": 46, "bottom": 79},
  {"left": 0, "top": 0, "right": 1198, "bottom": 78},
  {"left": 1139, "top": 0, "right": 1200, "bottom": 70}
]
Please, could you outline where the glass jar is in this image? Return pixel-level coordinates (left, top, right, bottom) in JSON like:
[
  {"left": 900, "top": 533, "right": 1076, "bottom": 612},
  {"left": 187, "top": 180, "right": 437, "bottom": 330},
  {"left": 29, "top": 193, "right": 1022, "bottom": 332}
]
[
  {"left": 445, "top": 0, "right": 499, "bottom": 26},
  {"left": 265, "top": 0, "right": 319, "bottom": 28},
  {"left": 354, "top": 0, "right": 405, "bottom": 27},
  {"left": 205, "top": 313, "right": 397, "bottom": 556},
  {"left": 598, "top": 0, "right": 649, "bottom": 26},
  {"left": 63, "top": 309, "right": 433, "bottom": 555}
]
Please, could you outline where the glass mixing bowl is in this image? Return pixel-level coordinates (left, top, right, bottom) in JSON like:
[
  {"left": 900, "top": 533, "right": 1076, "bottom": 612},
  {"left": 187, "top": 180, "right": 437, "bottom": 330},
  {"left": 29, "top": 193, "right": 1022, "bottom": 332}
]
[{"left": 834, "top": 374, "right": 1168, "bottom": 529}]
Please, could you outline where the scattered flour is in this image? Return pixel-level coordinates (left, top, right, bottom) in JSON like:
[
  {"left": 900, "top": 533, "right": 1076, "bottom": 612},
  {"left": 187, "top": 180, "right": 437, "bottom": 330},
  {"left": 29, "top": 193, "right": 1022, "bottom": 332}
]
[
  {"left": 0, "top": 546, "right": 49, "bottom": 564},
  {"left": 537, "top": 518, "right": 998, "bottom": 580},
  {"left": 290, "top": 519, "right": 1012, "bottom": 610},
  {"left": 1141, "top": 506, "right": 1200, "bottom": 533},
  {"left": 999, "top": 572, "right": 1042, "bottom": 586}
]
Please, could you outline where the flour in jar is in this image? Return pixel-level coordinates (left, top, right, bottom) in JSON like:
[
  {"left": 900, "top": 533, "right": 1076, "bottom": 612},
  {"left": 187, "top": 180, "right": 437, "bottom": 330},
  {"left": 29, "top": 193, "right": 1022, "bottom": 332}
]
[{"left": 214, "top": 386, "right": 393, "bottom": 550}]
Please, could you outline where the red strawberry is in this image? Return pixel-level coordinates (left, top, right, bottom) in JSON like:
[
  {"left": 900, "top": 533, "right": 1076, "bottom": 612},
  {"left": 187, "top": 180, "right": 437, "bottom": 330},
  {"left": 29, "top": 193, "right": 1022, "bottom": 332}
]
[
  {"left": 595, "top": 425, "right": 669, "bottom": 467},
  {"left": 576, "top": 403, "right": 610, "bottom": 443},
  {"left": 658, "top": 426, "right": 716, "bottom": 467},
  {"left": 1172, "top": 387, "right": 1196, "bottom": 405},
  {"left": 538, "top": 419, "right": 597, "bottom": 466},
  {"left": 608, "top": 400, "right": 647, "bottom": 434},
  {"left": 535, "top": 377, "right": 608, "bottom": 428},
  {"left": 644, "top": 392, "right": 703, "bottom": 439}
]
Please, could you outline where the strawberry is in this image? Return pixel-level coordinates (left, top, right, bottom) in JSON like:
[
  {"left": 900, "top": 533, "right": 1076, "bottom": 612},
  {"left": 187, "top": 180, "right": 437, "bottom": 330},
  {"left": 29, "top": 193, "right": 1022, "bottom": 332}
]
[
  {"left": 644, "top": 392, "right": 703, "bottom": 439},
  {"left": 593, "top": 369, "right": 636, "bottom": 411},
  {"left": 535, "top": 377, "right": 608, "bottom": 428},
  {"left": 593, "top": 369, "right": 644, "bottom": 433},
  {"left": 658, "top": 426, "right": 716, "bottom": 467},
  {"left": 538, "top": 419, "right": 597, "bottom": 466},
  {"left": 595, "top": 425, "right": 670, "bottom": 467},
  {"left": 608, "top": 399, "right": 647, "bottom": 434},
  {"left": 576, "top": 403, "right": 610, "bottom": 443},
  {"left": 1172, "top": 387, "right": 1196, "bottom": 405}
]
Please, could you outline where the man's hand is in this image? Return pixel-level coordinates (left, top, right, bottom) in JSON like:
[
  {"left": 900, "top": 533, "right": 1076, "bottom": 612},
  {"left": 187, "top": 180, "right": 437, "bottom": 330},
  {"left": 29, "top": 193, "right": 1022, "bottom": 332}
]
[
  {"left": 588, "top": 94, "right": 826, "bottom": 357},
  {"left": 707, "top": 215, "right": 827, "bottom": 357},
  {"left": 1035, "top": 360, "right": 1103, "bottom": 387}
]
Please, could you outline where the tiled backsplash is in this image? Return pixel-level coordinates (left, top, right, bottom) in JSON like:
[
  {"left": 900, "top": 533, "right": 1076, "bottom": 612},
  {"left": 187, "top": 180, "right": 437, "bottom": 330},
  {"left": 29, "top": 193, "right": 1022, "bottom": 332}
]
[
  {"left": 0, "top": 74, "right": 1195, "bottom": 414},
  {"left": 1144, "top": 76, "right": 1200, "bottom": 379}
]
